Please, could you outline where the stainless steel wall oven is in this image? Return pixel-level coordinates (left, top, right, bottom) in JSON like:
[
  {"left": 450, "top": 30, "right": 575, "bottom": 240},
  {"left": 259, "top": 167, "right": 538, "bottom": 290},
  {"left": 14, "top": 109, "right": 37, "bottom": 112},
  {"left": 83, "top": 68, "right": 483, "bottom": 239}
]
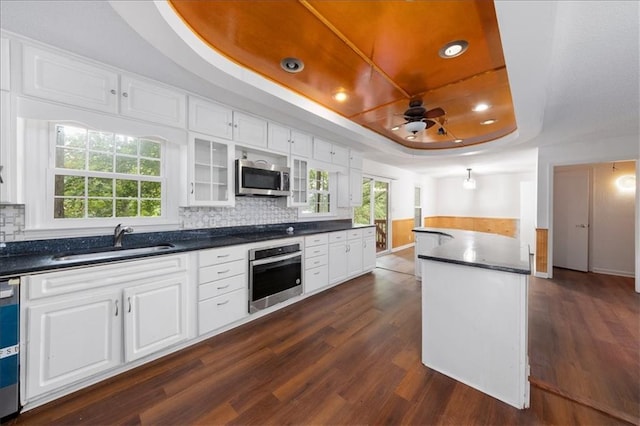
[{"left": 249, "top": 242, "right": 302, "bottom": 313}]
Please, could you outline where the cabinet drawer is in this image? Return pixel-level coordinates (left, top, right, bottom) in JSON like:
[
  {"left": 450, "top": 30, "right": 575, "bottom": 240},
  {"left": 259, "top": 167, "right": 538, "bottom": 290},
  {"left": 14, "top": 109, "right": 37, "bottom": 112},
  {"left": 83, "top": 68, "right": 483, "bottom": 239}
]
[
  {"left": 305, "top": 265, "right": 328, "bottom": 294},
  {"left": 347, "top": 229, "right": 363, "bottom": 240},
  {"left": 305, "top": 233, "right": 328, "bottom": 247},
  {"left": 198, "top": 289, "right": 247, "bottom": 335},
  {"left": 26, "top": 254, "right": 188, "bottom": 300},
  {"left": 329, "top": 231, "right": 347, "bottom": 243},
  {"left": 305, "top": 244, "right": 328, "bottom": 259},
  {"left": 199, "top": 245, "right": 246, "bottom": 266},
  {"left": 199, "top": 259, "right": 245, "bottom": 284},
  {"left": 199, "top": 274, "right": 245, "bottom": 301},
  {"left": 363, "top": 227, "right": 375, "bottom": 238},
  {"left": 305, "top": 254, "right": 328, "bottom": 270}
]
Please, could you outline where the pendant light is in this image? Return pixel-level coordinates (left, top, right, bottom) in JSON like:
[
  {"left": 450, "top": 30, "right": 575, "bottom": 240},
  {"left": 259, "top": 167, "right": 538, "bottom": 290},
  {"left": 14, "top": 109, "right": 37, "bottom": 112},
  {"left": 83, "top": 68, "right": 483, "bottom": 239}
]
[{"left": 463, "top": 168, "right": 476, "bottom": 190}]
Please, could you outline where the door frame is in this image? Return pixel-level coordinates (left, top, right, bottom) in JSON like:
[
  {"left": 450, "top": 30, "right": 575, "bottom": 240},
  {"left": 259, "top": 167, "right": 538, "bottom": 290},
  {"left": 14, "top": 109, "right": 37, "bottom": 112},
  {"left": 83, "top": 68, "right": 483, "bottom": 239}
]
[{"left": 357, "top": 174, "right": 392, "bottom": 255}]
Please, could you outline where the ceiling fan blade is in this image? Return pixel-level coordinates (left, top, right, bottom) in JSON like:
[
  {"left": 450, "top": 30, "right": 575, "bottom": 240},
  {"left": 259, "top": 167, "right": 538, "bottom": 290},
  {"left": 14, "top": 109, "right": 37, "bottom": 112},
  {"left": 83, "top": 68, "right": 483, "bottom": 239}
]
[
  {"left": 424, "top": 107, "right": 445, "bottom": 119},
  {"left": 424, "top": 120, "right": 436, "bottom": 129}
]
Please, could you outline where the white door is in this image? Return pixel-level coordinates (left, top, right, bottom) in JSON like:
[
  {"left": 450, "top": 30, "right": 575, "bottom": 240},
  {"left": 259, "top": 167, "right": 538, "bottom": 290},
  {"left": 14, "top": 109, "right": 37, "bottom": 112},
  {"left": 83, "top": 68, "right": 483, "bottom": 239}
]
[
  {"left": 123, "top": 274, "right": 188, "bottom": 362},
  {"left": 26, "top": 290, "right": 122, "bottom": 399},
  {"left": 553, "top": 168, "right": 590, "bottom": 271}
]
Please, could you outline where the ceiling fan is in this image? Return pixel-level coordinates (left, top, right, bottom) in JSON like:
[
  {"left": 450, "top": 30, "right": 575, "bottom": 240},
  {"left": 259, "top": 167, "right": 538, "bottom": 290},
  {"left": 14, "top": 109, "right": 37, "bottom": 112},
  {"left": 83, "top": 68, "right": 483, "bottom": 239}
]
[{"left": 401, "top": 99, "right": 446, "bottom": 135}]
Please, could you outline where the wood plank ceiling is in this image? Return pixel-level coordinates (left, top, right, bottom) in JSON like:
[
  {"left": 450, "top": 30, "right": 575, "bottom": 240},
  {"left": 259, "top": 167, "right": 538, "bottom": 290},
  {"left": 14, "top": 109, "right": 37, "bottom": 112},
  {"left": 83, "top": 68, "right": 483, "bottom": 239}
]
[{"left": 169, "top": 0, "right": 516, "bottom": 150}]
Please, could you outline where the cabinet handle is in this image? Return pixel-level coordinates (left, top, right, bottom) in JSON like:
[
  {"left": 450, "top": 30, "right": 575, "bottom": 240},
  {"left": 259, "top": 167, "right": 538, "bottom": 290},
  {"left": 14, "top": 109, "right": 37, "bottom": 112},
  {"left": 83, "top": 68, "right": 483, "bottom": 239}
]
[
  {"left": 128, "top": 296, "right": 132, "bottom": 313},
  {"left": 217, "top": 269, "right": 231, "bottom": 274},
  {"left": 0, "top": 165, "right": 3, "bottom": 184},
  {"left": 217, "top": 284, "right": 230, "bottom": 290},
  {"left": 234, "top": 124, "right": 238, "bottom": 128},
  {"left": 114, "top": 300, "right": 119, "bottom": 317},
  {"left": 122, "top": 92, "right": 128, "bottom": 98},
  {"left": 314, "top": 271, "right": 320, "bottom": 275},
  {"left": 190, "top": 182, "right": 194, "bottom": 194},
  {"left": 216, "top": 254, "right": 230, "bottom": 258},
  {"left": 346, "top": 244, "right": 350, "bottom": 253},
  {"left": 110, "top": 89, "right": 116, "bottom": 95},
  {"left": 217, "top": 300, "right": 230, "bottom": 306},
  {"left": 228, "top": 122, "right": 233, "bottom": 127}
]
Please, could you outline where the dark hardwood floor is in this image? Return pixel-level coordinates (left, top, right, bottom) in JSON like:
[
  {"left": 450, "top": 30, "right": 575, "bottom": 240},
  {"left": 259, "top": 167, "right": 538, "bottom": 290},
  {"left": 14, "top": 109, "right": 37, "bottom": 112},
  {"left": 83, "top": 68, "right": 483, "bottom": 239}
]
[{"left": 7, "top": 249, "right": 638, "bottom": 425}]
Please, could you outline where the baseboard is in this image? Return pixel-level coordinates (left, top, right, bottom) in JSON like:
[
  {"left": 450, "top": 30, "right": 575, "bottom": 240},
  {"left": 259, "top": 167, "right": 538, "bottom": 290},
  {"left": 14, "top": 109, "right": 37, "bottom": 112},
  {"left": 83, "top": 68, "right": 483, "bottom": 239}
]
[
  {"left": 534, "top": 271, "right": 549, "bottom": 279},
  {"left": 590, "top": 268, "right": 635, "bottom": 278},
  {"left": 392, "top": 243, "right": 414, "bottom": 253}
]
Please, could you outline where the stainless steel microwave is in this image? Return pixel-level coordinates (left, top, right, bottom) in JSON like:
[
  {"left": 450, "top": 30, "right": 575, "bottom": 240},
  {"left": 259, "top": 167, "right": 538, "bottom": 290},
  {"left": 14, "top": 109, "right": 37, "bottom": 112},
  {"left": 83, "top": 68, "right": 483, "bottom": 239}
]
[{"left": 235, "top": 159, "right": 291, "bottom": 197}]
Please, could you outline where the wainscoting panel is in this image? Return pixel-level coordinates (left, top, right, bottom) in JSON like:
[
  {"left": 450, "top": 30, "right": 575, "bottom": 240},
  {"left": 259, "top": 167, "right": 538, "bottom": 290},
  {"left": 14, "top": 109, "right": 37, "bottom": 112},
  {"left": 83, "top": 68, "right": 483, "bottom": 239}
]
[
  {"left": 536, "top": 228, "right": 549, "bottom": 273},
  {"left": 423, "top": 216, "right": 518, "bottom": 238},
  {"left": 392, "top": 218, "right": 416, "bottom": 248}
]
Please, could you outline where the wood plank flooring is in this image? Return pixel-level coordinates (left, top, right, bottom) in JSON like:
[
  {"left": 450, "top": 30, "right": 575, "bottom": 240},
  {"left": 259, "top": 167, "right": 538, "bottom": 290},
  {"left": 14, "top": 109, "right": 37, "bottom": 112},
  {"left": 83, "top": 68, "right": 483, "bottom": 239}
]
[{"left": 7, "top": 249, "right": 638, "bottom": 425}]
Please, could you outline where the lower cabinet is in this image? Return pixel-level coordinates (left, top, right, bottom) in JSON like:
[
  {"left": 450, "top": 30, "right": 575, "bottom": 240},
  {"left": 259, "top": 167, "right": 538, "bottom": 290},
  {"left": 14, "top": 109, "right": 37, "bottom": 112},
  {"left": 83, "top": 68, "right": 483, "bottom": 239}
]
[
  {"left": 363, "top": 229, "right": 376, "bottom": 272},
  {"left": 328, "top": 232, "right": 348, "bottom": 285},
  {"left": 304, "top": 233, "right": 329, "bottom": 293},
  {"left": 23, "top": 255, "right": 190, "bottom": 401}
]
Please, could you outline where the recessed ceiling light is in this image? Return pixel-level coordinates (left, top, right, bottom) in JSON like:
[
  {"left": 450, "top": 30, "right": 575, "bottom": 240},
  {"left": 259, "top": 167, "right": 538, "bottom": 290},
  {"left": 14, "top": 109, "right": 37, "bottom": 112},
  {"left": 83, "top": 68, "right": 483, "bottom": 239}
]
[
  {"left": 333, "top": 91, "right": 348, "bottom": 102},
  {"left": 454, "top": 139, "right": 463, "bottom": 143},
  {"left": 480, "top": 119, "right": 497, "bottom": 125},
  {"left": 472, "top": 103, "right": 489, "bottom": 112},
  {"left": 406, "top": 135, "right": 416, "bottom": 140},
  {"left": 280, "top": 57, "right": 304, "bottom": 73},
  {"left": 391, "top": 125, "right": 401, "bottom": 131},
  {"left": 439, "top": 40, "right": 469, "bottom": 58}
]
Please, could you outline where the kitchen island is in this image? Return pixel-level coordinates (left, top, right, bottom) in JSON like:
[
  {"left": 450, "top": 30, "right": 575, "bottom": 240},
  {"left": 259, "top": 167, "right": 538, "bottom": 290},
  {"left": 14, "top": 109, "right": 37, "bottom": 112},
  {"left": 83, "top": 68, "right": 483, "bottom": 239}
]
[{"left": 413, "top": 227, "right": 531, "bottom": 409}]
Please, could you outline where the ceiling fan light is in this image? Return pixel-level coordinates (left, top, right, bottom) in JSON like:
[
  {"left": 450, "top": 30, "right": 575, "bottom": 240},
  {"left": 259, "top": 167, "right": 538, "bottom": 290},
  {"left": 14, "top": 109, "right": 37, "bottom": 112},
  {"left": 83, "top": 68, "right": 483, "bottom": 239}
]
[{"left": 405, "top": 121, "right": 427, "bottom": 134}]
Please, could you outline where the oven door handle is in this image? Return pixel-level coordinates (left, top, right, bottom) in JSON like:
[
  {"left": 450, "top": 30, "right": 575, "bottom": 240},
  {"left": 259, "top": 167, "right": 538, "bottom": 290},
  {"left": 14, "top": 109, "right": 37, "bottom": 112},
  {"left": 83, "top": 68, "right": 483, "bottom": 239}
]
[{"left": 251, "top": 251, "right": 301, "bottom": 266}]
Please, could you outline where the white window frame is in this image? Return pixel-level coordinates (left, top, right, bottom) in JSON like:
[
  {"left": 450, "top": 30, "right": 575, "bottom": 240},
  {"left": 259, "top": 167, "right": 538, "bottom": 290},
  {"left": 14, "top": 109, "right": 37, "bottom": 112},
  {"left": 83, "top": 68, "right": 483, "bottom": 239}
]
[
  {"left": 22, "top": 114, "right": 182, "bottom": 233},
  {"left": 298, "top": 161, "right": 338, "bottom": 219}
]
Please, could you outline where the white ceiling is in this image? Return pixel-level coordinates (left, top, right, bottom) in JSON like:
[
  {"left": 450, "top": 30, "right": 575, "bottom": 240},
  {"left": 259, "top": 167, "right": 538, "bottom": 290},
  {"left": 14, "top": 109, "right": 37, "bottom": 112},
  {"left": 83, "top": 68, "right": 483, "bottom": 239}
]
[{"left": 1, "top": 1, "right": 638, "bottom": 178}]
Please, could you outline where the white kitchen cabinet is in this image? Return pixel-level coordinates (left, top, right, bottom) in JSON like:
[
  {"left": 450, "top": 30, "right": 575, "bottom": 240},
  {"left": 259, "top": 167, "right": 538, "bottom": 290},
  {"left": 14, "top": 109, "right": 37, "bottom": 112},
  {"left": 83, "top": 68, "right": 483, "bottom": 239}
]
[
  {"left": 346, "top": 229, "right": 363, "bottom": 277},
  {"left": 349, "top": 151, "right": 363, "bottom": 170},
  {"left": 23, "top": 254, "right": 191, "bottom": 402},
  {"left": 0, "top": 90, "right": 17, "bottom": 203},
  {"left": 414, "top": 232, "right": 443, "bottom": 278},
  {"left": 362, "top": 227, "right": 376, "bottom": 272},
  {"left": 337, "top": 168, "right": 363, "bottom": 208},
  {"left": 268, "top": 122, "right": 312, "bottom": 157},
  {"left": 313, "top": 138, "right": 349, "bottom": 167},
  {"left": 123, "top": 274, "right": 188, "bottom": 362},
  {"left": 120, "top": 75, "right": 186, "bottom": 128},
  {"left": 25, "top": 289, "right": 122, "bottom": 400},
  {"left": 328, "top": 231, "right": 348, "bottom": 284},
  {"left": 290, "top": 156, "right": 308, "bottom": 206},
  {"left": 198, "top": 245, "right": 248, "bottom": 335},
  {"left": 188, "top": 96, "right": 234, "bottom": 139},
  {"left": 22, "top": 45, "right": 119, "bottom": 114},
  {"left": 1, "top": 37, "right": 10, "bottom": 91},
  {"left": 233, "top": 111, "right": 267, "bottom": 148},
  {"left": 304, "top": 233, "right": 329, "bottom": 293},
  {"left": 187, "top": 133, "right": 235, "bottom": 207}
]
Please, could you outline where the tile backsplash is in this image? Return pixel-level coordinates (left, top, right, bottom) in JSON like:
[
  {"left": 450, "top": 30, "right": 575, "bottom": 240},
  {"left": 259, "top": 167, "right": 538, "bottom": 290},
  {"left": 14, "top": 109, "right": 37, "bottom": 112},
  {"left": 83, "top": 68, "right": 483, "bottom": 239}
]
[
  {"left": 180, "top": 197, "right": 298, "bottom": 229},
  {"left": 0, "top": 205, "right": 25, "bottom": 243}
]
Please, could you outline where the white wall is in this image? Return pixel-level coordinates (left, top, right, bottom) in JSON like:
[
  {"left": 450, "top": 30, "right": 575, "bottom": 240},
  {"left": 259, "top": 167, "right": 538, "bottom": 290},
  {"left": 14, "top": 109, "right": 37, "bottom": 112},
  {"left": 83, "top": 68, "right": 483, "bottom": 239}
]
[
  {"left": 590, "top": 161, "right": 636, "bottom": 277},
  {"left": 434, "top": 172, "right": 535, "bottom": 218},
  {"left": 536, "top": 135, "right": 639, "bottom": 288}
]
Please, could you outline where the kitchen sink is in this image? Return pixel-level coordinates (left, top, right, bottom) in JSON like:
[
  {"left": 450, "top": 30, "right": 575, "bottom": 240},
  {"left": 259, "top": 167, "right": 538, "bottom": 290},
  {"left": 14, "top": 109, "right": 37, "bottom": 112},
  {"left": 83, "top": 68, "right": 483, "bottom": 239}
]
[{"left": 52, "top": 244, "right": 175, "bottom": 262}]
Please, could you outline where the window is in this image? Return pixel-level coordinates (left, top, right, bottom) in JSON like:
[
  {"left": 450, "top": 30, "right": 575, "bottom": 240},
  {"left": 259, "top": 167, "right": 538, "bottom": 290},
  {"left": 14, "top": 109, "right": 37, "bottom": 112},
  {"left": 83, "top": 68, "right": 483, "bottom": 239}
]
[
  {"left": 52, "top": 124, "right": 162, "bottom": 219},
  {"left": 301, "top": 168, "right": 332, "bottom": 215}
]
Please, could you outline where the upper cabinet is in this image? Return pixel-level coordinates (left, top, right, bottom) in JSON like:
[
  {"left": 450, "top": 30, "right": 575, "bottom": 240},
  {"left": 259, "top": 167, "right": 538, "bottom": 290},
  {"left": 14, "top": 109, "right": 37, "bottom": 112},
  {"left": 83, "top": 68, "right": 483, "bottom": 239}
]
[
  {"left": 188, "top": 96, "right": 267, "bottom": 148},
  {"left": 350, "top": 151, "right": 363, "bottom": 170},
  {"left": 186, "top": 132, "right": 235, "bottom": 207},
  {"left": 268, "top": 122, "right": 312, "bottom": 158},
  {"left": 119, "top": 75, "right": 186, "bottom": 127},
  {"left": 23, "top": 45, "right": 119, "bottom": 114},
  {"left": 313, "top": 138, "right": 349, "bottom": 167},
  {"left": 21, "top": 45, "right": 186, "bottom": 127},
  {"left": 1, "top": 37, "right": 10, "bottom": 91}
]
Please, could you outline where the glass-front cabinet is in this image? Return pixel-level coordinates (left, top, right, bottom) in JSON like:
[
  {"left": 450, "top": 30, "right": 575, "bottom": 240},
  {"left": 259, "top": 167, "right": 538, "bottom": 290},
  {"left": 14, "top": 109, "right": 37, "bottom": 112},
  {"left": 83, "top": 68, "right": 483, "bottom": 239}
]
[
  {"left": 290, "top": 157, "right": 308, "bottom": 206},
  {"left": 188, "top": 133, "right": 234, "bottom": 206}
]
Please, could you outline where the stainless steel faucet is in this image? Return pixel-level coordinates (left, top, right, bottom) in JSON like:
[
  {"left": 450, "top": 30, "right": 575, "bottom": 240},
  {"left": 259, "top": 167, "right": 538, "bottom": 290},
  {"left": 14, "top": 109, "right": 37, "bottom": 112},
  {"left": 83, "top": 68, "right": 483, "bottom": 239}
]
[{"left": 113, "top": 224, "right": 133, "bottom": 248}]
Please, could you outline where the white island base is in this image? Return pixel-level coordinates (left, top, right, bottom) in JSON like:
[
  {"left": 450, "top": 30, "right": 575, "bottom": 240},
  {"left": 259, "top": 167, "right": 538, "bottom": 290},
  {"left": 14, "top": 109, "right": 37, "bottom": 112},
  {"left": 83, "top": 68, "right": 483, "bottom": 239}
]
[{"left": 421, "top": 259, "right": 530, "bottom": 409}]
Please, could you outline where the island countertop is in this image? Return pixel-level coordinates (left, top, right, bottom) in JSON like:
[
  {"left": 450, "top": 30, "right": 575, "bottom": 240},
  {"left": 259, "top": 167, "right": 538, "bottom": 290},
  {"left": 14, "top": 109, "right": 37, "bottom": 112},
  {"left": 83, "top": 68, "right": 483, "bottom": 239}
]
[{"left": 413, "top": 227, "right": 531, "bottom": 275}]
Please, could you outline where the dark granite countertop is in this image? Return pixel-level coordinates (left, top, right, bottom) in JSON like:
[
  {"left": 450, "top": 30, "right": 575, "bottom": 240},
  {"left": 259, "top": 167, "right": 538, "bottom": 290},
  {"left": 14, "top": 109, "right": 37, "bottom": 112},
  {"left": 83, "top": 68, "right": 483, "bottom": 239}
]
[
  {"left": 413, "top": 227, "right": 531, "bottom": 275},
  {"left": 0, "top": 220, "right": 374, "bottom": 278}
]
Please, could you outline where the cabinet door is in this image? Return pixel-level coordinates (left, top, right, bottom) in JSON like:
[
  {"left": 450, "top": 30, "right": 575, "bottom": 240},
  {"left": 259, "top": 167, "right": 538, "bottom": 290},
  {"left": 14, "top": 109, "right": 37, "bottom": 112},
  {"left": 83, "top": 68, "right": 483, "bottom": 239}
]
[
  {"left": 347, "top": 240, "right": 363, "bottom": 277},
  {"left": 267, "top": 122, "right": 291, "bottom": 154},
  {"left": 349, "top": 151, "right": 363, "bottom": 170},
  {"left": 0, "top": 90, "right": 15, "bottom": 203},
  {"left": 120, "top": 75, "right": 186, "bottom": 127},
  {"left": 290, "top": 130, "right": 312, "bottom": 158},
  {"left": 362, "top": 236, "right": 376, "bottom": 271},
  {"left": 198, "top": 288, "right": 247, "bottom": 335},
  {"left": 305, "top": 265, "right": 329, "bottom": 293},
  {"left": 188, "top": 134, "right": 235, "bottom": 206},
  {"left": 233, "top": 112, "right": 267, "bottom": 148},
  {"left": 328, "top": 242, "right": 348, "bottom": 284},
  {"left": 350, "top": 169, "right": 363, "bottom": 206},
  {"left": 123, "top": 274, "right": 188, "bottom": 362},
  {"left": 332, "top": 144, "right": 350, "bottom": 167},
  {"left": 313, "top": 138, "right": 333, "bottom": 163},
  {"left": 188, "top": 97, "right": 233, "bottom": 139},
  {"left": 26, "top": 290, "right": 122, "bottom": 399},
  {"left": 22, "top": 45, "right": 118, "bottom": 113},
  {"left": 290, "top": 157, "right": 308, "bottom": 206},
  {"left": 1, "top": 38, "right": 9, "bottom": 91}
]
